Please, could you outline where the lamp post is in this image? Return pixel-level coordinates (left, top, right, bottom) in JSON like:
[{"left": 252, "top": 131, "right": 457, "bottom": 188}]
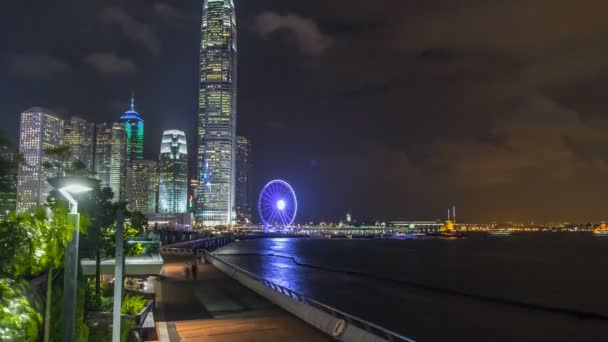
[{"left": 48, "top": 176, "right": 98, "bottom": 342}]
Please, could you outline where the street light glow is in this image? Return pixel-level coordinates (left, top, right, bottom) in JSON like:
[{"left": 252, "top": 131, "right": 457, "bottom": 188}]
[{"left": 61, "top": 184, "right": 92, "bottom": 194}]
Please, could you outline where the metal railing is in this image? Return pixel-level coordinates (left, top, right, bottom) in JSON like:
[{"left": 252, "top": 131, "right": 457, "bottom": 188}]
[
  {"left": 159, "top": 236, "right": 235, "bottom": 256},
  {"left": 204, "top": 250, "right": 415, "bottom": 342}
]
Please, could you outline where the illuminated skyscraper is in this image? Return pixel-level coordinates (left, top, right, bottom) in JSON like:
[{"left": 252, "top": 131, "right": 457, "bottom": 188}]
[
  {"left": 159, "top": 130, "right": 188, "bottom": 214},
  {"left": 235, "top": 136, "right": 252, "bottom": 223},
  {"left": 197, "top": 0, "right": 237, "bottom": 226},
  {"left": 16, "top": 108, "right": 64, "bottom": 212},
  {"left": 119, "top": 95, "right": 144, "bottom": 205},
  {"left": 131, "top": 160, "right": 158, "bottom": 214},
  {"left": 120, "top": 95, "right": 144, "bottom": 164},
  {"left": 0, "top": 146, "right": 17, "bottom": 217},
  {"left": 95, "top": 123, "right": 126, "bottom": 202},
  {"left": 63, "top": 116, "right": 95, "bottom": 172}
]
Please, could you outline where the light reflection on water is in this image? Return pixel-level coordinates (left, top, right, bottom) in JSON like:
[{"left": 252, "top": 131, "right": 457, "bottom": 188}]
[{"left": 216, "top": 235, "right": 608, "bottom": 342}]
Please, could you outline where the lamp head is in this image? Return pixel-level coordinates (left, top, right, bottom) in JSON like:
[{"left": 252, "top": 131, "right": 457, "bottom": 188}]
[{"left": 48, "top": 176, "right": 99, "bottom": 213}]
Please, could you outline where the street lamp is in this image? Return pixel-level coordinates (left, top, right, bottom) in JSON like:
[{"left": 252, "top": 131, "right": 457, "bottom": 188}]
[{"left": 48, "top": 176, "right": 98, "bottom": 342}]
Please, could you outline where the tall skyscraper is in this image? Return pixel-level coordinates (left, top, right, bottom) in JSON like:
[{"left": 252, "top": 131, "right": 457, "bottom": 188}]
[
  {"left": 63, "top": 116, "right": 95, "bottom": 172},
  {"left": 95, "top": 123, "right": 126, "bottom": 202},
  {"left": 235, "top": 136, "right": 252, "bottom": 223},
  {"left": 131, "top": 160, "right": 158, "bottom": 214},
  {"left": 16, "top": 108, "right": 64, "bottom": 212},
  {"left": 120, "top": 95, "right": 144, "bottom": 164},
  {"left": 119, "top": 95, "right": 144, "bottom": 205},
  {"left": 159, "top": 130, "right": 188, "bottom": 214},
  {"left": 0, "top": 146, "right": 17, "bottom": 217},
  {"left": 197, "top": 0, "right": 238, "bottom": 226}
]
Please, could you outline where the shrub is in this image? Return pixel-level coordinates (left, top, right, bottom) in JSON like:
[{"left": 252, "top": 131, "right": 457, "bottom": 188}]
[{"left": 121, "top": 295, "right": 147, "bottom": 316}]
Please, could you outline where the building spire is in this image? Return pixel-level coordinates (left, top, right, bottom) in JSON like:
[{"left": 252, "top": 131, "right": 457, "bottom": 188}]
[{"left": 130, "top": 92, "right": 135, "bottom": 111}]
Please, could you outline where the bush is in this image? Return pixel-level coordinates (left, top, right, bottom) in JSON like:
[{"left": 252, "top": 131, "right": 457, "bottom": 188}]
[
  {"left": 121, "top": 295, "right": 147, "bottom": 316},
  {"left": 0, "top": 279, "right": 42, "bottom": 341}
]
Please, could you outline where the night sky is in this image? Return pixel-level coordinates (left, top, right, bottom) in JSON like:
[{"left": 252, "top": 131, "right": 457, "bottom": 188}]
[{"left": 3, "top": 0, "right": 608, "bottom": 223}]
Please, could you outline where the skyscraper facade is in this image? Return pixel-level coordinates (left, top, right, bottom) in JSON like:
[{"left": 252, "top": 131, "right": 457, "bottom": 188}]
[
  {"left": 63, "top": 116, "right": 95, "bottom": 172},
  {"left": 131, "top": 160, "right": 158, "bottom": 214},
  {"left": 95, "top": 123, "right": 126, "bottom": 202},
  {"left": 0, "top": 146, "right": 17, "bottom": 217},
  {"left": 197, "top": 0, "right": 238, "bottom": 226},
  {"left": 235, "top": 136, "right": 252, "bottom": 223},
  {"left": 120, "top": 96, "right": 144, "bottom": 164},
  {"left": 159, "top": 130, "right": 188, "bottom": 214},
  {"left": 16, "top": 108, "right": 64, "bottom": 212},
  {"left": 119, "top": 96, "right": 144, "bottom": 205}
]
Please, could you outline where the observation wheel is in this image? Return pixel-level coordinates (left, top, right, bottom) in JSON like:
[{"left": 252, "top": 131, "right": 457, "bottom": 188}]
[{"left": 258, "top": 180, "right": 297, "bottom": 228}]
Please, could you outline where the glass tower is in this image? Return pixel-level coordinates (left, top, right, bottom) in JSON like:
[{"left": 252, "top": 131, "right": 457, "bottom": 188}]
[
  {"left": 131, "top": 160, "right": 158, "bottom": 214},
  {"left": 159, "top": 130, "right": 188, "bottom": 214},
  {"left": 16, "top": 108, "right": 64, "bottom": 212},
  {"left": 0, "top": 146, "right": 17, "bottom": 217},
  {"left": 95, "top": 123, "right": 126, "bottom": 202},
  {"left": 63, "top": 116, "right": 95, "bottom": 172},
  {"left": 235, "top": 136, "right": 252, "bottom": 223},
  {"left": 197, "top": 0, "right": 237, "bottom": 226},
  {"left": 119, "top": 95, "right": 144, "bottom": 205}
]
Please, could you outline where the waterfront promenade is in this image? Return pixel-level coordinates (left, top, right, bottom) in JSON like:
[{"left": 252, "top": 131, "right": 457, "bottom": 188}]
[{"left": 154, "top": 256, "right": 328, "bottom": 341}]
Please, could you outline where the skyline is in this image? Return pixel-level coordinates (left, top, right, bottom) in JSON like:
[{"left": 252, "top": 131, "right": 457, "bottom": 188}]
[{"left": 3, "top": 1, "right": 608, "bottom": 222}]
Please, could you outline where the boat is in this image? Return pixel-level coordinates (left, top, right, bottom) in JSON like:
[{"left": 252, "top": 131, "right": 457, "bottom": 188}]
[
  {"left": 592, "top": 224, "right": 608, "bottom": 236},
  {"left": 488, "top": 229, "right": 513, "bottom": 236},
  {"left": 426, "top": 220, "right": 466, "bottom": 238}
]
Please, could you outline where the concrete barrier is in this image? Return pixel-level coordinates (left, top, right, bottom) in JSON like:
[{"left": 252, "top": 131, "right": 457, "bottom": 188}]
[{"left": 205, "top": 251, "right": 414, "bottom": 342}]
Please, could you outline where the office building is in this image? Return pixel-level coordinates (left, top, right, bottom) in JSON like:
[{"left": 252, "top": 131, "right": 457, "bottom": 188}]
[
  {"left": 16, "top": 108, "right": 64, "bottom": 212},
  {"left": 131, "top": 160, "right": 158, "bottom": 214},
  {"left": 119, "top": 95, "right": 144, "bottom": 204},
  {"left": 95, "top": 123, "right": 126, "bottom": 202},
  {"left": 235, "top": 136, "right": 252, "bottom": 223},
  {"left": 159, "top": 130, "right": 188, "bottom": 213},
  {"left": 0, "top": 146, "right": 17, "bottom": 217},
  {"left": 63, "top": 116, "right": 95, "bottom": 172},
  {"left": 197, "top": 0, "right": 238, "bottom": 226}
]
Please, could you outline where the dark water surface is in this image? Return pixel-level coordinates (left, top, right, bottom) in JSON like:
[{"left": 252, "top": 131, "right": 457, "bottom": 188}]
[{"left": 214, "top": 234, "right": 608, "bottom": 341}]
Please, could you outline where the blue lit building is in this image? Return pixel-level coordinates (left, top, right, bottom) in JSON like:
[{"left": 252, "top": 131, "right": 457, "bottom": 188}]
[{"left": 119, "top": 95, "right": 144, "bottom": 205}]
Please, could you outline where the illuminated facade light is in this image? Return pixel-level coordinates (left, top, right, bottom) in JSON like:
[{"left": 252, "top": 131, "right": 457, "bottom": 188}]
[
  {"left": 63, "top": 116, "right": 95, "bottom": 172},
  {"left": 159, "top": 130, "right": 188, "bottom": 214},
  {"left": 196, "top": 0, "right": 237, "bottom": 226},
  {"left": 94, "top": 123, "right": 126, "bottom": 202},
  {"left": 16, "top": 107, "right": 64, "bottom": 212},
  {"left": 119, "top": 94, "right": 144, "bottom": 205},
  {"left": 235, "top": 136, "right": 252, "bottom": 223},
  {"left": 131, "top": 160, "right": 159, "bottom": 213}
]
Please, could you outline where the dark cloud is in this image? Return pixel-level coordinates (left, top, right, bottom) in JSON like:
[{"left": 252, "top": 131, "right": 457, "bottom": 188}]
[
  {"left": 100, "top": 6, "right": 161, "bottom": 54},
  {"left": 84, "top": 52, "right": 136, "bottom": 75},
  {"left": 10, "top": 54, "right": 71, "bottom": 77},
  {"left": 254, "top": 11, "right": 333, "bottom": 55},
  {"left": 4, "top": 0, "right": 608, "bottom": 222}
]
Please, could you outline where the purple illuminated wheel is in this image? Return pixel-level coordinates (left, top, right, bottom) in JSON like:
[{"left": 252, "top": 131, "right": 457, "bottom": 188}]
[{"left": 258, "top": 180, "right": 297, "bottom": 228}]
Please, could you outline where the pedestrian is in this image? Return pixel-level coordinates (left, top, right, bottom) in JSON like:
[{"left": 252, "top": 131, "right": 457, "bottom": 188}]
[{"left": 192, "top": 263, "right": 198, "bottom": 280}]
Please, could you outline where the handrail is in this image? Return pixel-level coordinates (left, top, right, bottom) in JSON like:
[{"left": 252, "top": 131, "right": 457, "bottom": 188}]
[{"left": 204, "top": 250, "right": 415, "bottom": 342}]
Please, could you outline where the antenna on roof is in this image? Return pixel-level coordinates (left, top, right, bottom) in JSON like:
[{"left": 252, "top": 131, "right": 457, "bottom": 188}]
[{"left": 130, "top": 92, "right": 135, "bottom": 111}]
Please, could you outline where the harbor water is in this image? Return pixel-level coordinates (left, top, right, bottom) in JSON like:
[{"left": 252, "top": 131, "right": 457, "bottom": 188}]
[{"left": 214, "top": 234, "right": 608, "bottom": 341}]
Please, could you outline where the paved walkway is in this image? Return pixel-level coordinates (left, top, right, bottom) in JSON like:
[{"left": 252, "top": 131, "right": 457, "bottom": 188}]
[{"left": 154, "top": 257, "right": 329, "bottom": 341}]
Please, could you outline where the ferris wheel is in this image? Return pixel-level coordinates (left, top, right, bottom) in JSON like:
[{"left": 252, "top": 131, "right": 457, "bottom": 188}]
[{"left": 258, "top": 180, "right": 297, "bottom": 228}]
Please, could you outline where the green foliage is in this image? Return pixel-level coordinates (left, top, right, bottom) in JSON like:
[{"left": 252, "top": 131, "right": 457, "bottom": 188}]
[
  {"left": 0, "top": 279, "right": 42, "bottom": 341},
  {"left": 0, "top": 206, "right": 75, "bottom": 277},
  {"left": 121, "top": 295, "right": 147, "bottom": 315},
  {"left": 121, "top": 317, "right": 138, "bottom": 342},
  {"left": 87, "top": 317, "right": 137, "bottom": 342}
]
